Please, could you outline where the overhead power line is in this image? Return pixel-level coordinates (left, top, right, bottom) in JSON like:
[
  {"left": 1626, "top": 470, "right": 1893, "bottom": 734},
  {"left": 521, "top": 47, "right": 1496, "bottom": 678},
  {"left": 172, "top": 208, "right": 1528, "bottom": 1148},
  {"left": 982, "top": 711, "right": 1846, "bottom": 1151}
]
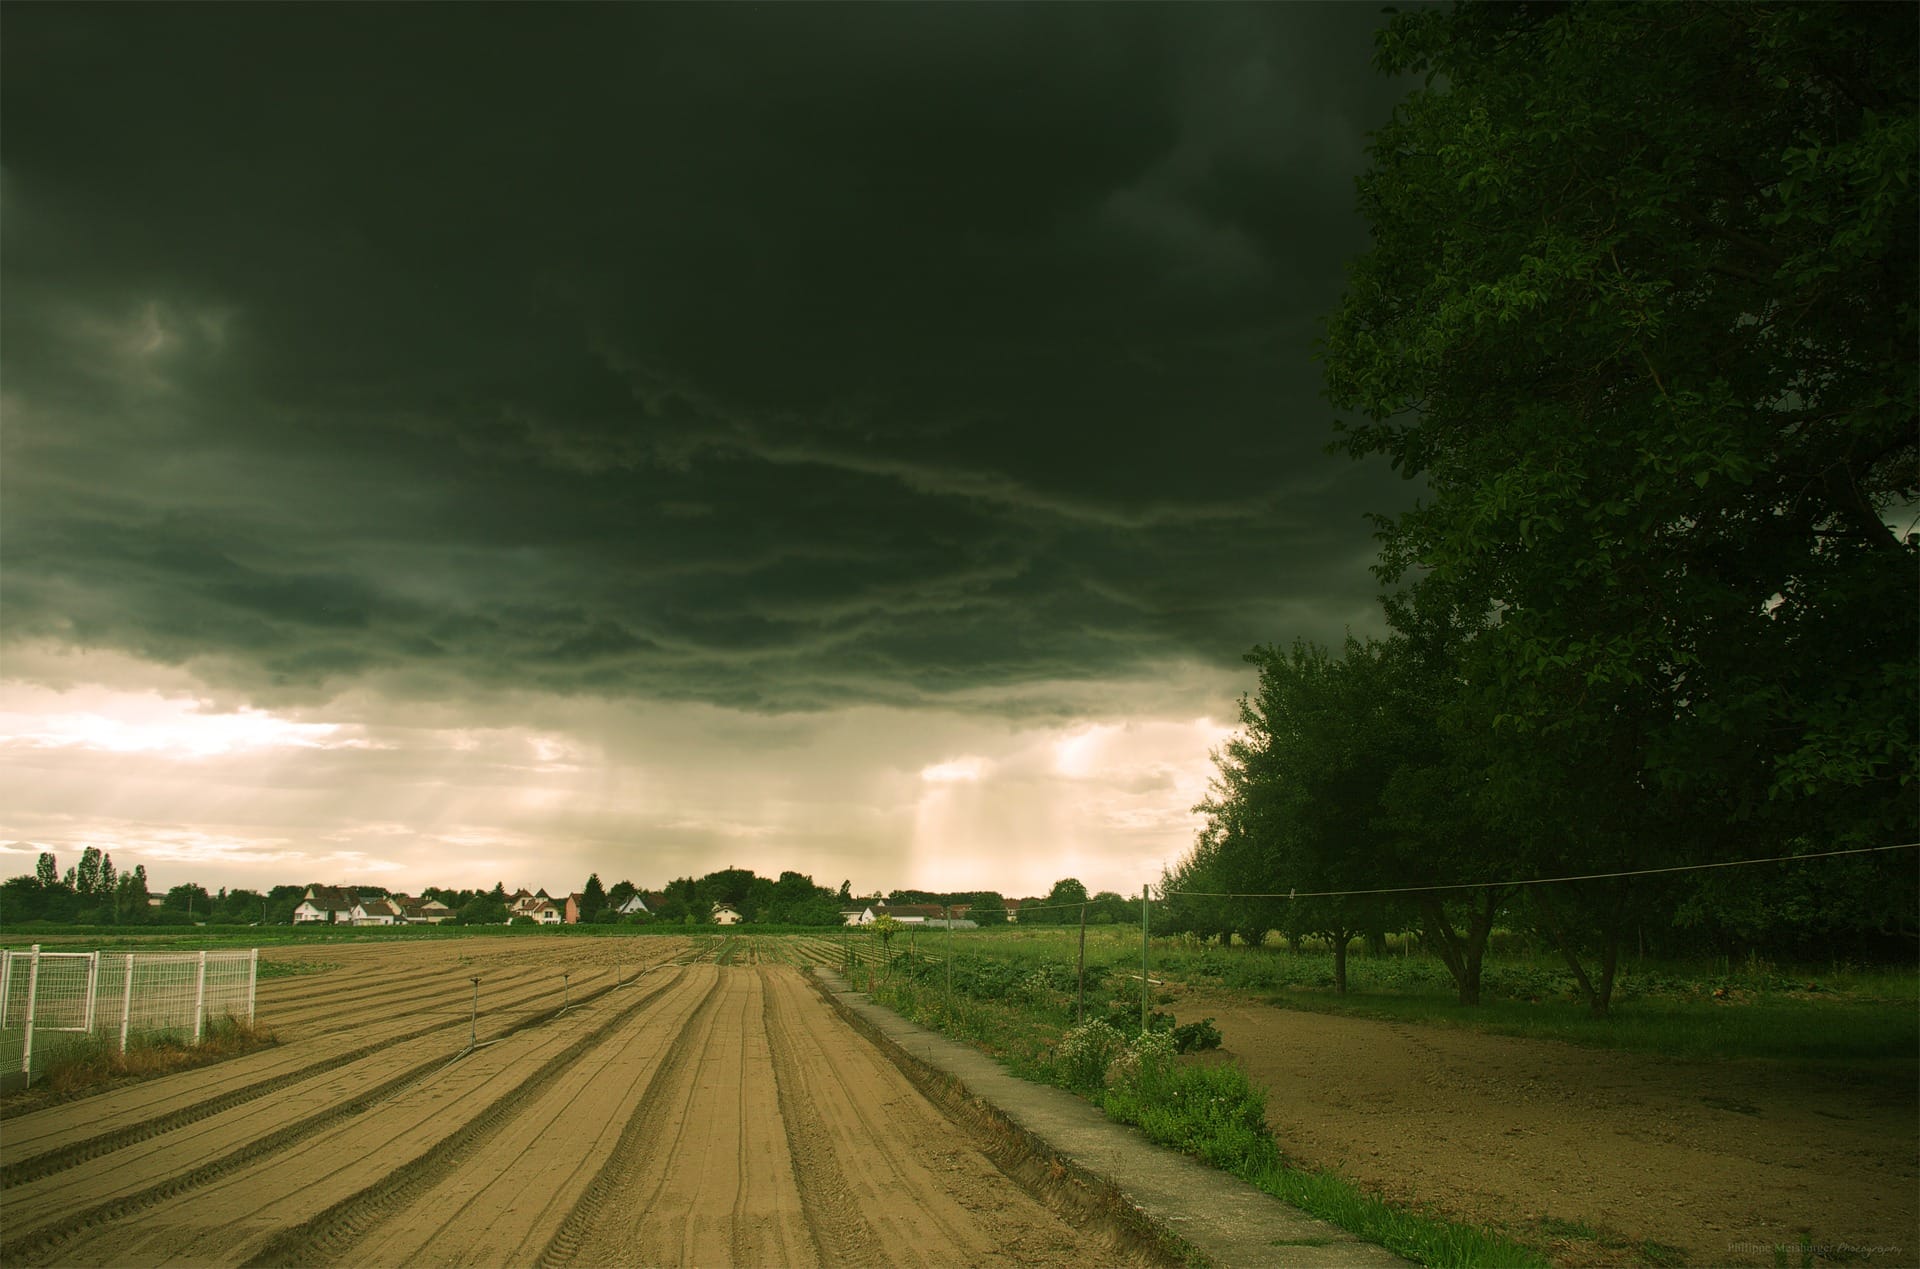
[{"left": 1161, "top": 841, "right": 1918, "bottom": 902}]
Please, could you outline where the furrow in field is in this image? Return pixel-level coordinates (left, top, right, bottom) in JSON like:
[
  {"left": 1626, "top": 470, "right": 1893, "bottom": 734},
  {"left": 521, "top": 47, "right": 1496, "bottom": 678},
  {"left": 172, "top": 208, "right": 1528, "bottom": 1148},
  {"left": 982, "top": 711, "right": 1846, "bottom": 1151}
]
[
  {"left": 761, "top": 965, "right": 1085, "bottom": 1268},
  {"left": 0, "top": 969, "right": 681, "bottom": 1266},
  {"left": 252, "top": 963, "right": 512, "bottom": 1015},
  {"left": 353, "top": 966, "right": 726, "bottom": 1268},
  {"left": 760, "top": 963, "right": 888, "bottom": 1268},
  {"left": 528, "top": 968, "right": 736, "bottom": 1269},
  {"left": 562, "top": 966, "right": 814, "bottom": 1269},
  {"left": 227, "top": 965, "right": 712, "bottom": 1268},
  {"left": 0, "top": 966, "right": 621, "bottom": 1180},
  {"left": 0, "top": 962, "right": 550, "bottom": 1150}
]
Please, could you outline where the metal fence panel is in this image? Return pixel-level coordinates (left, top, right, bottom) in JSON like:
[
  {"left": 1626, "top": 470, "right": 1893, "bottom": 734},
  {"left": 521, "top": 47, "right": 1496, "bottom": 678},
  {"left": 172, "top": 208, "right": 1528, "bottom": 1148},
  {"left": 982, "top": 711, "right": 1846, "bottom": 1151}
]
[{"left": 0, "top": 946, "right": 259, "bottom": 1087}]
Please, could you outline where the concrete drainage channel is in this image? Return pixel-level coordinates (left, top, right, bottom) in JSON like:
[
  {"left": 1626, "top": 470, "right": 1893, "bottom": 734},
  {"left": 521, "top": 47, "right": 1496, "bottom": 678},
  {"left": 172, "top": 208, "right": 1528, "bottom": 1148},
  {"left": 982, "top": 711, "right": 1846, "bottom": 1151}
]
[{"left": 810, "top": 967, "right": 1409, "bottom": 1269}]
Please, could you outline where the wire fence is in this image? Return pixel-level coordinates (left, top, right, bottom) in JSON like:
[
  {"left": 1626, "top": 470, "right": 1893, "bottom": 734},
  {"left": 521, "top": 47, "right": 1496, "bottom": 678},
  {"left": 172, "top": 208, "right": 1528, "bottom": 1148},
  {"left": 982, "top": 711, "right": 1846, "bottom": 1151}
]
[
  {"left": 1158, "top": 842, "right": 1920, "bottom": 902},
  {"left": 0, "top": 946, "right": 259, "bottom": 1087}
]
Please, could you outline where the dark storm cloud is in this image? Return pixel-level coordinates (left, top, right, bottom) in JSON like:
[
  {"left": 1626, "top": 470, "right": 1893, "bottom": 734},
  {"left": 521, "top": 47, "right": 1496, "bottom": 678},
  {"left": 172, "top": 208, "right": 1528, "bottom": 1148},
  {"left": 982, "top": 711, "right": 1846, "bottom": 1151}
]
[{"left": 1, "top": 4, "right": 1413, "bottom": 712}]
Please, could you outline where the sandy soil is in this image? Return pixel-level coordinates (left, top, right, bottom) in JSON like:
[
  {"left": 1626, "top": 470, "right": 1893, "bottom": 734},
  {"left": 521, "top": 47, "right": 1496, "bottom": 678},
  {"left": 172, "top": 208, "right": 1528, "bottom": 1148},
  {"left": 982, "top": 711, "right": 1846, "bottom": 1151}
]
[
  {"left": 1175, "top": 987, "right": 1918, "bottom": 1267},
  {"left": 0, "top": 938, "right": 1115, "bottom": 1268}
]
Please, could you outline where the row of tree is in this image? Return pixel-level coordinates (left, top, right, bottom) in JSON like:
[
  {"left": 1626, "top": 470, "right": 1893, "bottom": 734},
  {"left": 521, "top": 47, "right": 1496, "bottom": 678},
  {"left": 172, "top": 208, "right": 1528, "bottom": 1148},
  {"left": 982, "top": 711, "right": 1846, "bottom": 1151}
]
[
  {"left": 0, "top": 850, "right": 309, "bottom": 926},
  {"left": 1163, "top": 2, "right": 1916, "bottom": 1015}
]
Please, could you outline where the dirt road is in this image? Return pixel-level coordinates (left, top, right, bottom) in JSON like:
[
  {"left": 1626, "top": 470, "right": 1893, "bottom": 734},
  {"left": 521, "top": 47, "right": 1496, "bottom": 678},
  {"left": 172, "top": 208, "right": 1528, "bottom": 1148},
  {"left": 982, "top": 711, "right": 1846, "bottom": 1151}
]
[
  {"left": 1, "top": 939, "right": 1152, "bottom": 1268},
  {"left": 1182, "top": 990, "right": 1917, "bottom": 1267}
]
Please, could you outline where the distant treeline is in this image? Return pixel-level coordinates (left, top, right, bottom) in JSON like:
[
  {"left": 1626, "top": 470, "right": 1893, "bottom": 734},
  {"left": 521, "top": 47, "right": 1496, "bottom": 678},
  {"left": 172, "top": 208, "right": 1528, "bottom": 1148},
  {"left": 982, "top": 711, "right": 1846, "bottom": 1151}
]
[{"left": 0, "top": 855, "right": 1135, "bottom": 933}]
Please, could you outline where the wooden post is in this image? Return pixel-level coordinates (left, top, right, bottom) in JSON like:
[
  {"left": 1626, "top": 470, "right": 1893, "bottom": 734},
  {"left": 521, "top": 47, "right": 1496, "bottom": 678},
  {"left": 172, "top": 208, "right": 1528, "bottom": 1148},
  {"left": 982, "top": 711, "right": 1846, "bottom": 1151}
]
[
  {"left": 1076, "top": 902, "right": 1087, "bottom": 1024},
  {"left": 248, "top": 948, "right": 259, "bottom": 1025},
  {"left": 469, "top": 977, "right": 481, "bottom": 1049},
  {"left": 944, "top": 905, "right": 953, "bottom": 1016},
  {"left": 1140, "top": 885, "right": 1150, "bottom": 1034}
]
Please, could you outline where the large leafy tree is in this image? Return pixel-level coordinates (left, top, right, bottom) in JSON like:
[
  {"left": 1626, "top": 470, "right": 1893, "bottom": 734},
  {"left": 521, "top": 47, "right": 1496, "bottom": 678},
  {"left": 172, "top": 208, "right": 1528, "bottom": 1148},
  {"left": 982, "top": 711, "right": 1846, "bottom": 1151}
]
[{"left": 1325, "top": 4, "right": 1917, "bottom": 924}]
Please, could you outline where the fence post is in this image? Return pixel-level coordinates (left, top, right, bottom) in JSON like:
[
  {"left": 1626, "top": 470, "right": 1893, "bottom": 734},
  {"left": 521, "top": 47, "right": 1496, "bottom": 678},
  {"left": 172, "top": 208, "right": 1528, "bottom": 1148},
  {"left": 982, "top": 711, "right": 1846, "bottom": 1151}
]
[
  {"left": 84, "top": 951, "right": 99, "bottom": 1035},
  {"left": 1076, "top": 902, "right": 1087, "bottom": 1024},
  {"left": 120, "top": 954, "right": 136, "bottom": 1054},
  {"left": 944, "top": 905, "right": 953, "bottom": 1016},
  {"left": 248, "top": 948, "right": 259, "bottom": 1025},
  {"left": 469, "top": 977, "right": 481, "bottom": 1049},
  {"left": 1140, "top": 885, "right": 1150, "bottom": 1034},
  {"left": 0, "top": 949, "right": 11, "bottom": 1028},
  {"left": 22, "top": 945, "right": 42, "bottom": 1086},
  {"left": 193, "top": 950, "right": 208, "bottom": 1045}
]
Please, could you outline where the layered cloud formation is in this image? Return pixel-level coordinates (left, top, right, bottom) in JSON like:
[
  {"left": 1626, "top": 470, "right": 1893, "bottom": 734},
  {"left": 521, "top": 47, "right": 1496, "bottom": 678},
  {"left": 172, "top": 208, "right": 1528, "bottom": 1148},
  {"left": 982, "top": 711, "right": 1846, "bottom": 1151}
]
[{"left": 1, "top": 6, "right": 1413, "bottom": 893}]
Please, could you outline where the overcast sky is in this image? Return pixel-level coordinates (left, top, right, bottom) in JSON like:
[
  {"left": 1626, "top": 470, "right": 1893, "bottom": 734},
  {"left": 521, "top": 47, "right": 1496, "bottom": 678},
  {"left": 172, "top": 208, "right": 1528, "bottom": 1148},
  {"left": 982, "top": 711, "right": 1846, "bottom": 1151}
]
[{"left": 1, "top": 4, "right": 1417, "bottom": 900}]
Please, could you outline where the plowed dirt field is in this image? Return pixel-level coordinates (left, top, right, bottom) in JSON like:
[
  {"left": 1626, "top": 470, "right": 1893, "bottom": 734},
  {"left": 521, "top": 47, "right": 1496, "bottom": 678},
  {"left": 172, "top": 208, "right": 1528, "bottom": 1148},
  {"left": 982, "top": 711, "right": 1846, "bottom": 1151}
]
[
  {"left": 1179, "top": 988, "right": 1917, "bottom": 1268},
  {"left": 0, "top": 937, "right": 1159, "bottom": 1268}
]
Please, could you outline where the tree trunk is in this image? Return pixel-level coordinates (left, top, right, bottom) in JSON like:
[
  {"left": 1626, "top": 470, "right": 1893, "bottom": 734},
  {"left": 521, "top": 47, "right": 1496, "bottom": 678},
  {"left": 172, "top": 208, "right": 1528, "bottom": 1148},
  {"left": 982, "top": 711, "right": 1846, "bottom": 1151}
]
[
  {"left": 1535, "top": 880, "right": 1631, "bottom": 1018},
  {"left": 1417, "top": 889, "right": 1507, "bottom": 1006},
  {"left": 1332, "top": 933, "right": 1351, "bottom": 995}
]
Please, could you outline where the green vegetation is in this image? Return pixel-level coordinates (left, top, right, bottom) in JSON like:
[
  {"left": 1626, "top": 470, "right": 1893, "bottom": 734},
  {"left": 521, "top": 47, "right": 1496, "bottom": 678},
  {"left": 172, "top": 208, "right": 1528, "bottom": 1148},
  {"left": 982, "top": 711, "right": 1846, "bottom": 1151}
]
[
  {"left": 855, "top": 921, "right": 1913, "bottom": 1261},
  {"left": 916, "top": 924, "right": 1917, "bottom": 1066},
  {"left": 858, "top": 944, "right": 1543, "bottom": 1269},
  {"left": 1164, "top": 0, "right": 1918, "bottom": 1025}
]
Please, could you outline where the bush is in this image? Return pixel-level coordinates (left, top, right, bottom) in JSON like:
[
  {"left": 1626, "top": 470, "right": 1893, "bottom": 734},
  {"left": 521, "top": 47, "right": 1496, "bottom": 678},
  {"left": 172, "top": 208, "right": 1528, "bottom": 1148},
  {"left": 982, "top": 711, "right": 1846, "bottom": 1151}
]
[
  {"left": 1055, "top": 1020, "right": 1126, "bottom": 1094},
  {"left": 1172, "top": 1016, "right": 1223, "bottom": 1053},
  {"left": 1102, "top": 1035, "right": 1279, "bottom": 1175}
]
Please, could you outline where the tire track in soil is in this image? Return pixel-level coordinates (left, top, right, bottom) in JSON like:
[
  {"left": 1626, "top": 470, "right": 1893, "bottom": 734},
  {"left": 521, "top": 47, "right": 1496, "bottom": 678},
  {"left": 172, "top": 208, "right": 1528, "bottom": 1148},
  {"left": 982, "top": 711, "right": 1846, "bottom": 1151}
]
[
  {"left": 546, "top": 969, "right": 786, "bottom": 1269},
  {"left": 352, "top": 966, "right": 725, "bottom": 1269},
  {"left": 234, "top": 964, "right": 710, "bottom": 1268},
  {"left": 531, "top": 970, "right": 735, "bottom": 1269},
  {"left": 765, "top": 967, "right": 1095, "bottom": 1269},
  {"left": 0, "top": 967, "right": 687, "bottom": 1267},
  {"left": 759, "top": 963, "right": 887, "bottom": 1269},
  {"left": 0, "top": 967, "right": 625, "bottom": 1188}
]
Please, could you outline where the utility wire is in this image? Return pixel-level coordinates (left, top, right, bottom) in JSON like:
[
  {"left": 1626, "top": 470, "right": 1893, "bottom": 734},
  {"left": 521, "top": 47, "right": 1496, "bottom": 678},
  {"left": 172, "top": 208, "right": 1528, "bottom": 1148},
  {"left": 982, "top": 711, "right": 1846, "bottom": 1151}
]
[{"left": 1162, "top": 841, "right": 1917, "bottom": 902}]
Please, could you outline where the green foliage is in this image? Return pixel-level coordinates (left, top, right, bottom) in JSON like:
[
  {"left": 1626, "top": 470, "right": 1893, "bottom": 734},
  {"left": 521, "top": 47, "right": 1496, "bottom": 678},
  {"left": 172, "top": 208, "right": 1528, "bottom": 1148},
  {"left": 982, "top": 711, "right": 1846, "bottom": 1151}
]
[
  {"left": 456, "top": 895, "right": 509, "bottom": 926},
  {"left": 1171, "top": 1017, "right": 1222, "bottom": 1053},
  {"left": 1055, "top": 1019, "right": 1126, "bottom": 1095},
  {"left": 1326, "top": 0, "right": 1916, "bottom": 852}
]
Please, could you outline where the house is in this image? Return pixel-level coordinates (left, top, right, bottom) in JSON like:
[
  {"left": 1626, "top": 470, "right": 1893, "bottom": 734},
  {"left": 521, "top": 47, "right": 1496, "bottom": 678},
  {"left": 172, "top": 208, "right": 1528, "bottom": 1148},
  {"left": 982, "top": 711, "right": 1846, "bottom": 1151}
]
[
  {"left": 352, "top": 897, "right": 404, "bottom": 926},
  {"left": 614, "top": 893, "right": 650, "bottom": 916},
  {"left": 294, "top": 885, "right": 357, "bottom": 924},
  {"left": 508, "top": 889, "right": 562, "bottom": 923},
  {"left": 840, "top": 906, "right": 877, "bottom": 926},
  {"left": 564, "top": 893, "right": 586, "bottom": 924},
  {"left": 1003, "top": 899, "right": 1023, "bottom": 924},
  {"left": 883, "top": 903, "right": 945, "bottom": 924},
  {"left": 400, "top": 899, "right": 452, "bottom": 924},
  {"left": 711, "top": 903, "right": 744, "bottom": 926}
]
